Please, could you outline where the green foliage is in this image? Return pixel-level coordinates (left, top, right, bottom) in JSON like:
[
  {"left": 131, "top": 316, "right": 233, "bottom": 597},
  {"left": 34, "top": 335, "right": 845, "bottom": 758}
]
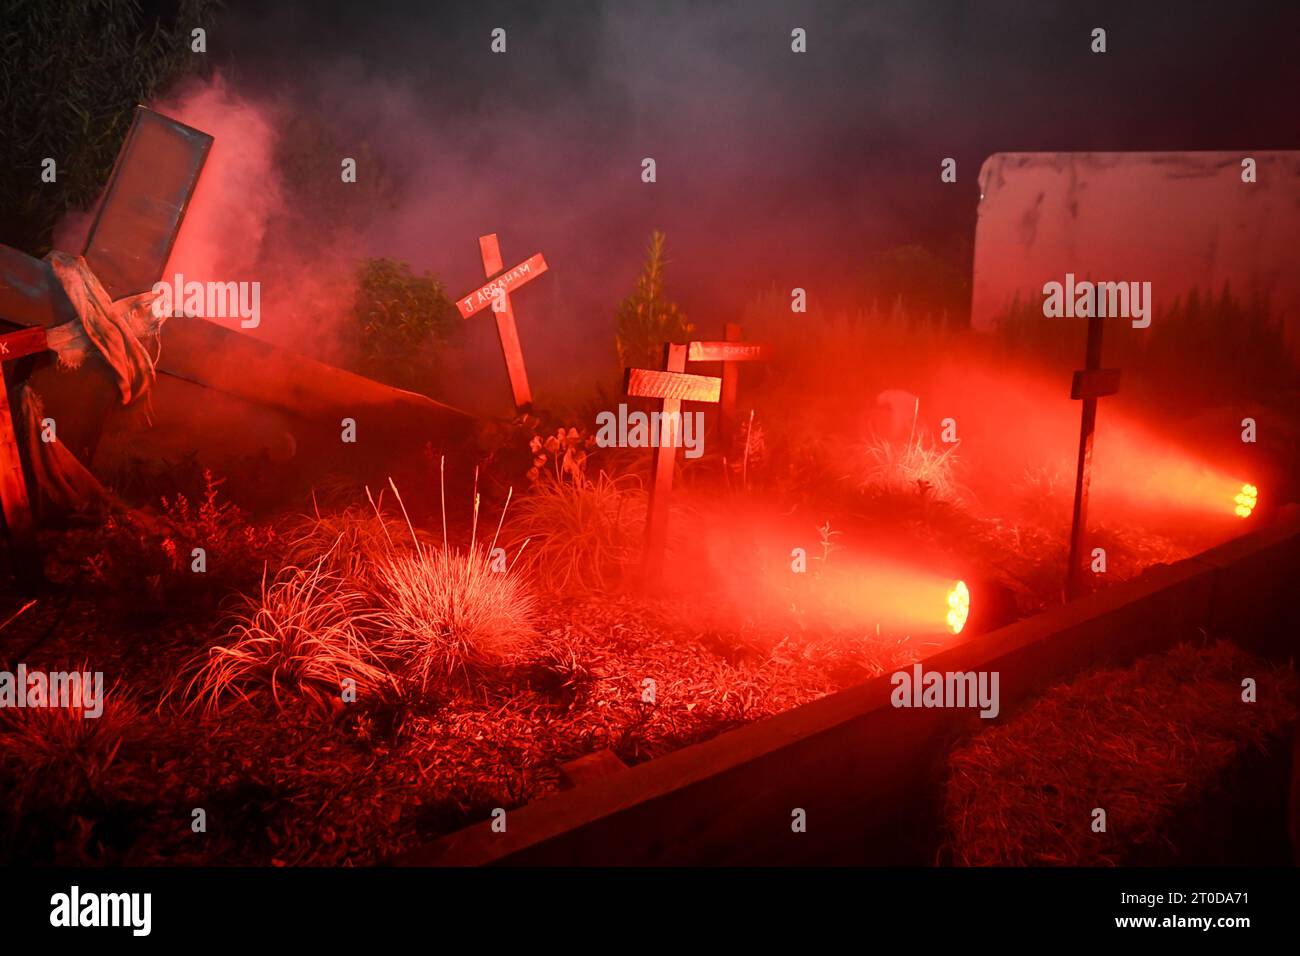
[
  {"left": 351, "top": 257, "right": 461, "bottom": 390},
  {"left": 615, "top": 230, "right": 693, "bottom": 370},
  {"left": 50, "top": 468, "right": 277, "bottom": 621},
  {"left": 0, "top": 0, "right": 219, "bottom": 253}
]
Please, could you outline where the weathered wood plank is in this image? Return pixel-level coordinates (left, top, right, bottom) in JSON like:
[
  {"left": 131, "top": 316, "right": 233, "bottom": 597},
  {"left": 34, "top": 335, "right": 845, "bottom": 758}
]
[
  {"left": 0, "top": 367, "right": 37, "bottom": 576},
  {"left": 625, "top": 367, "right": 721, "bottom": 403},
  {"left": 455, "top": 251, "right": 547, "bottom": 320},
  {"left": 0, "top": 327, "right": 49, "bottom": 362},
  {"left": 687, "top": 340, "right": 771, "bottom": 363},
  {"left": 82, "top": 106, "right": 213, "bottom": 299},
  {"left": 1070, "top": 367, "right": 1121, "bottom": 400},
  {"left": 474, "top": 235, "right": 533, "bottom": 410}
]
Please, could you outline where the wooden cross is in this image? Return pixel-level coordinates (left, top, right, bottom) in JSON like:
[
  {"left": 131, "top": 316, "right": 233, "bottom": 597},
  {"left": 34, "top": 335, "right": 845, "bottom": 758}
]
[
  {"left": 624, "top": 343, "right": 721, "bottom": 584},
  {"left": 0, "top": 106, "right": 212, "bottom": 465},
  {"left": 0, "top": 327, "right": 50, "bottom": 581},
  {"left": 1, "top": 106, "right": 473, "bottom": 533},
  {"left": 687, "top": 322, "right": 771, "bottom": 445},
  {"left": 0, "top": 107, "right": 210, "bottom": 583},
  {"left": 1065, "top": 313, "right": 1121, "bottom": 599},
  {"left": 455, "top": 234, "right": 547, "bottom": 413}
]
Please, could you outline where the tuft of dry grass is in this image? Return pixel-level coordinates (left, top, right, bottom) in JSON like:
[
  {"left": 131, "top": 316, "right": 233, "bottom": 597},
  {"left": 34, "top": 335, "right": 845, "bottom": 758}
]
[
  {"left": 176, "top": 551, "right": 397, "bottom": 716},
  {"left": 860, "top": 432, "right": 964, "bottom": 501},
  {"left": 281, "top": 500, "right": 429, "bottom": 584},
  {"left": 508, "top": 471, "right": 646, "bottom": 593},
  {"left": 376, "top": 544, "right": 539, "bottom": 690},
  {"left": 944, "top": 641, "right": 1299, "bottom": 866},
  {"left": 0, "top": 676, "right": 141, "bottom": 814},
  {"left": 175, "top": 466, "right": 540, "bottom": 711}
]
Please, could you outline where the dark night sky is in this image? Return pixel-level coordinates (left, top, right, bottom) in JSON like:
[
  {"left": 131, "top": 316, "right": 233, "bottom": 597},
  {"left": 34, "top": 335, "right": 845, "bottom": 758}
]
[{"left": 205, "top": 0, "right": 1300, "bottom": 385}]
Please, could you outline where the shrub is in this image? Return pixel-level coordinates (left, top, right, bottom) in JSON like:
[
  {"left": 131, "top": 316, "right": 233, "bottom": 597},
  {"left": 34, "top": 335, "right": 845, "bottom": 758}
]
[
  {"left": 59, "top": 469, "right": 277, "bottom": 618},
  {"left": 281, "top": 500, "right": 431, "bottom": 585},
  {"left": 508, "top": 471, "right": 646, "bottom": 594},
  {"left": 0, "top": 675, "right": 140, "bottom": 816},
  {"left": 375, "top": 544, "right": 539, "bottom": 689},
  {"left": 351, "top": 257, "right": 461, "bottom": 390},
  {"left": 177, "top": 552, "right": 397, "bottom": 715},
  {"left": 860, "top": 432, "right": 964, "bottom": 501},
  {"left": 615, "top": 230, "right": 693, "bottom": 370}
]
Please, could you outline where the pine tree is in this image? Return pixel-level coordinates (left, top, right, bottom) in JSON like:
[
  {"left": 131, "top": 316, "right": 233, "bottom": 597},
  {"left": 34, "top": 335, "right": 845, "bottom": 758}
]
[{"left": 615, "top": 231, "right": 693, "bottom": 369}]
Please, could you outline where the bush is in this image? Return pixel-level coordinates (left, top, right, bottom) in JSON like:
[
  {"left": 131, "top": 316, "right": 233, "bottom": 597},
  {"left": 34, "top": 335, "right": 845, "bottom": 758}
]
[
  {"left": 55, "top": 469, "right": 277, "bottom": 619},
  {"left": 176, "top": 474, "right": 540, "bottom": 710},
  {"left": 178, "top": 554, "right": 397, "bottom": 716},
  {"left": 375, "top": 545, "right": 539, "bottom": 689},
  {"left": 860, "top": 432, "right": 964, "bottom": 501},
  {"left": 0, "top": 675, "right": 140, "bottom": 816},
  {"left": 615, "top": 231, "right": 693, "bottom": 371},
  {"left": 509, "top": 471, "right": 646, "bottom": 594},
  {"left": 351, "top": 257, "right": 461, "bottom": 390}
]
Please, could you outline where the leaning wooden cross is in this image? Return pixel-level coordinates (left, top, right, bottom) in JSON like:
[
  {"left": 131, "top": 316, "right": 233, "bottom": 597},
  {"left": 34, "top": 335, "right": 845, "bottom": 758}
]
[
  {"left": 0, "top": 107, "right": 210, "bottom": 584},
  {"left": 624, "top": 343, "right": 721, "bottom": 583},
  {"left": 0, "top": 107, "right": 473, "bottom": 569},
  {"left": 687, "top": 322, "right": 771, "bottom": 444},
  {"left": 1065, "top": 313, "right": 1121, "bottom": 600},
  {"left": 0, "top": 107, "right": 211, "bottom": 466},
  {"left": 0, "top": 327, "right": 52, "bottom": 578},
  {"left": 455, "top": 234, "right": 547, "bottom": 412}
]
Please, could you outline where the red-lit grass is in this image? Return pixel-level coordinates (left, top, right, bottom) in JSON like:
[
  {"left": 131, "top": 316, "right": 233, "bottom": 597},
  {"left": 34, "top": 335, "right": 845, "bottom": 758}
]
[
  {"left": 0, "top": 676, "right": 141, "bottom": 816},
  {"left": 860, "top": 432, "right": 965, "bottom": 501},
  {"left": 281, "top": 500, "right": 431, "bottom": 584},
  {"left": 176, "top": 551, "right": 397, "bottom": 716},
  {"left": 943, "top": 641, "right": 1299, "bottom": 866},
  {"left": 376, "top": 545, "right": 539, "bottom": 689},
  {"left": 507, "top": 471, "right": 646, "bottom": 593}
]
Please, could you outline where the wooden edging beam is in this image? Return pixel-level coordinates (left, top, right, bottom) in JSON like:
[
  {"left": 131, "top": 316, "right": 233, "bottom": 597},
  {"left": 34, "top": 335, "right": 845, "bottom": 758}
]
[{"left": 396, "top": 508, "right": 1300, "bottom": 866}]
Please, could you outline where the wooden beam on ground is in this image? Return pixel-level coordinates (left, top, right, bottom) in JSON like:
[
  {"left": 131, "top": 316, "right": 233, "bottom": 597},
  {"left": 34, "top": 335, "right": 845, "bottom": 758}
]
[{"left": 0, "top": 254, "right": 473, "bottom": 439}]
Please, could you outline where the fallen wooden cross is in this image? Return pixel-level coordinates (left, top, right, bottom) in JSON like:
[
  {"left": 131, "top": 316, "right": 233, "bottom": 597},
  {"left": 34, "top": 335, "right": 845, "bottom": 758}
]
[
  {"left": 0, "top": 107, "right": 472, "bottom": 480},
  {"left": 688, "top": 322, "right": 771, "bottom": 445},
  {"left": 0, "top": 327, "right": 50, "bottom": 582},
  {"left": 1066, "top": 313, "right": 1121, "bottom": 599},
  {"left": 455, "top": 235, "right": 547, "bottom": 412},
  {"left": 0, "top": 106, "right": 211, "bottom": 465},
  {"left": 624, "top": 343, "right": 721, "bottom": 584}
]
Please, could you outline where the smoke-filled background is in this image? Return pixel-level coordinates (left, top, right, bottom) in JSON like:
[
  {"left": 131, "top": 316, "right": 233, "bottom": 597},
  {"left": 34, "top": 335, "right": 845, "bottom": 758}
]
[{"left": 44, "top": 0, "right": 1300, "bottom": 416}]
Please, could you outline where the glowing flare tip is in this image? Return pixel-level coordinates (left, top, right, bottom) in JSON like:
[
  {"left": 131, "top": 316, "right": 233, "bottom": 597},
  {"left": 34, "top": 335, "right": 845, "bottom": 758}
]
[
  {"left": 1234, "top": 483, "right": 1258, "bottom": 518},
  {"left": 946, "top": 580, "right": 970, "bottom": 634}
]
